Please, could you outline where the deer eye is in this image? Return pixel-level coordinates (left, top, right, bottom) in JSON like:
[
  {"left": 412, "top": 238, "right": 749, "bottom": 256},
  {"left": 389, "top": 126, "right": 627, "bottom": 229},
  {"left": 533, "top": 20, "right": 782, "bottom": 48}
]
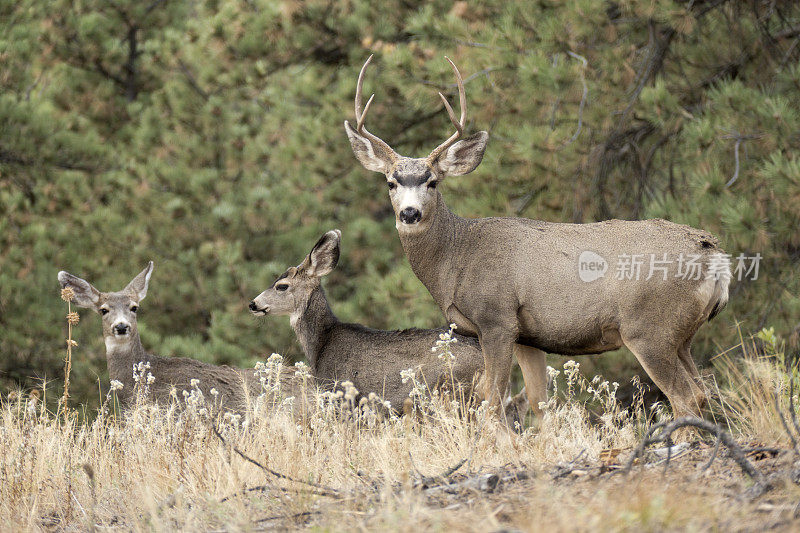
[
  {"left": 100, "top": 308, "right": 109, "bottom": 316},
  {"left": 387, "top": 182, "right": 397, "bottom": 190},
  {"left": 427, "top": 180, "right": 438, "bottom": 189},
  {"left": 275, "top": 284, "right": 289, "bottom": 292},
  {"left": 130, "top": 305, "right": 138, "bottom": 313}
]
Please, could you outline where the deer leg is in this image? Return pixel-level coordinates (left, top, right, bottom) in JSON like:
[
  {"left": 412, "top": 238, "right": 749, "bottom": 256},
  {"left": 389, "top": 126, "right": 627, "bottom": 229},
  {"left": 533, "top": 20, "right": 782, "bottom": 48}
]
[
  {"left": 622, "top": 335, "right": 705, "bottom": 422},
  {"left": 477, "top": 327, "right": 515, "bottom": 419},
  {"left": 515, "top": 344, "right": 547, "bottom": 420},
  {"left": 678, "top": 341, "right": 707, "bottom": 410}
]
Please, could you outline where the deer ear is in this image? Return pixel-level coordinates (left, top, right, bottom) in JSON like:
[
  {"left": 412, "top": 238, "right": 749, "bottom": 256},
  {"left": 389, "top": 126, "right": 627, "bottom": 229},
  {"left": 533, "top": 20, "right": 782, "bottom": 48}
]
[
  {"left": 433, "top": 131, "right": 489, "bottom": 176},
  {"left": 305, "top": 230, "right": 341, "bottom": 278},
  {"left": 58, "top": 271, "right": 101, "bottom": 309},
  {"left": 124, "top": 261, "right": 154, "bottom": 301},
  {"left": 344, "top": 121, "right": 394, "bottom": 174}
]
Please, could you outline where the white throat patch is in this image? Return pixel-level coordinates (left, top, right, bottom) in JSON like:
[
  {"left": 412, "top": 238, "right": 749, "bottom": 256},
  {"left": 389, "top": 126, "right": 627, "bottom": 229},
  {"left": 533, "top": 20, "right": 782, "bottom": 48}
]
[
  {"left": 290, "top": 309, "right": 302, "bottom": 329},
  {"left": 104, "top": 335, "right": 132, "bottom": 353}
]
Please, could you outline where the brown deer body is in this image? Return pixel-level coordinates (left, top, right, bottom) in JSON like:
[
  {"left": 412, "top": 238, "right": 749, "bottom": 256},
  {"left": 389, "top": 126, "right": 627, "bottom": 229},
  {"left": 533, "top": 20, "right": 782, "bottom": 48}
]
[
  {"left": 249, "top": 230, "right": 525, "bottom": 416},
  {"left": 344, "top": 56, "right": 730, "bottom": 421},
  {"left": 58, "top": 263, "right": 298, "bottom": 412}
]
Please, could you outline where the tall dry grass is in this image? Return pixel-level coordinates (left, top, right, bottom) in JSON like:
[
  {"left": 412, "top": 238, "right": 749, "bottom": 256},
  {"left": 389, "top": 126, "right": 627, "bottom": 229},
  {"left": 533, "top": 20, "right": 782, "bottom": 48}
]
[{"left": 0, "top": 328, "right": 796, "bottom": 531}]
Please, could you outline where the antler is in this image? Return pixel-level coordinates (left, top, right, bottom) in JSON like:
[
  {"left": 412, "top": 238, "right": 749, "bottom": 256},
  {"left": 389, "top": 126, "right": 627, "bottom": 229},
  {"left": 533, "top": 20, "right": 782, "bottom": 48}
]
[
  {"left": 427, "top": 57, "right": 467, "bottom": 163},
  {"left": 353, "top": 55, "right": 397, "bottom": 163}
]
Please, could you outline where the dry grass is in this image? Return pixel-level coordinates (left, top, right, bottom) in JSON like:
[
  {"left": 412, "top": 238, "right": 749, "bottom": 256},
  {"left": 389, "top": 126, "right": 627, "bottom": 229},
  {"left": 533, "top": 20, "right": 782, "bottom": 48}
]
[{"left": 2, "top": 337, "right": 799, "bottom": 532}]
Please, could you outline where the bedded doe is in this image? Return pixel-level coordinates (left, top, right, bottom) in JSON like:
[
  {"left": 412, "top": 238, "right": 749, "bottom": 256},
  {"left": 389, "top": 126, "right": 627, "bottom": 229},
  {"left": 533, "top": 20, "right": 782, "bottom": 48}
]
[
  {"left": 249, "top": 229, "right": 526, "bottom": 419},
  {"left": 58, "top": 263, "right": 299, "bottom": 413}
]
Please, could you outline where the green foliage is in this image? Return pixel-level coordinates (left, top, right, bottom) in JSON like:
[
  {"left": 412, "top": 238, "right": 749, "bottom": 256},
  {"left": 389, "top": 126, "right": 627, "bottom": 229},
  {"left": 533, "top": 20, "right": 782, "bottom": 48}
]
[{"left": 1, "top": 0, "right": 798, "bottom": 404}]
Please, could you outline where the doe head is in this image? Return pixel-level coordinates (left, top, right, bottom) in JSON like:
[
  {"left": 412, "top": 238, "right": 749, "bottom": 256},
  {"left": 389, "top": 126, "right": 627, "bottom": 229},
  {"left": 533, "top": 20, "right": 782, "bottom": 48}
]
[
  {"left": 249, "top": 230, "right": 341, "bottom": 317},
  {"left": 344, "top": 55, "right": 489, "bottom": 234},
  {"left": 57, "top": 261, "right": 153, "bottom": 346}
]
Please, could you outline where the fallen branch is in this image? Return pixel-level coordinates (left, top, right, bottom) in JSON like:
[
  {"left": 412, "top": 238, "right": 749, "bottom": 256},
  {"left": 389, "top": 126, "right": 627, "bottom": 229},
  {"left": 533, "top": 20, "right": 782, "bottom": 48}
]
[
  {"left": 253, "top": 511, "right": 319, "bottom": 524},
  {"left": 624, "top": 417, "right": 765, "bottom": 493},
  {"left": 211, "top": 424, "right": 341, "bottom": 498},
  {"left": 220, "top": 484, "right": 322, "bottom": 503},
  {"left": 425, "top": 472, "right": 500, "bottom": 494},
  {"left": 551, "top": 449, "right": 588, "bottom": 480},
  {"left": 439, "top": 457, "right": 468, "bottom": 479},
  {"left": 424, "top": 468, "right": 534, "bottom": 495},
  {"left": 742, "top": 446, "right": 784, "bottom": 456}
]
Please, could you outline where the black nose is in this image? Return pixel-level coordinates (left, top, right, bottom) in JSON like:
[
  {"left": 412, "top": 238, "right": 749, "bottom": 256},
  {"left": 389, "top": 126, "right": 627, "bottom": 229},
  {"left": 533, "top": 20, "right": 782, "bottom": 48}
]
[
  {"left": 114, "top": 324, "right": 129, "bottom": 335},
  {"left": 249, "top": 301, "right": 258, "bottom": 311},
  {"left": 399, "top": 207, "right": 421, "bottom": 224}
]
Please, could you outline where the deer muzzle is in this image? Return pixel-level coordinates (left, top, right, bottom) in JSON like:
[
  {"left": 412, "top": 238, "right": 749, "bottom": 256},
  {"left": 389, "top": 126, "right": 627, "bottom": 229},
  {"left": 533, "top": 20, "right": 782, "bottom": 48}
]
[
  {"left": 399, "top": 207, "right": 422, "bottom": 225},
  {"left": 249, "top": 301, "right": 269, "bottom": 315}
]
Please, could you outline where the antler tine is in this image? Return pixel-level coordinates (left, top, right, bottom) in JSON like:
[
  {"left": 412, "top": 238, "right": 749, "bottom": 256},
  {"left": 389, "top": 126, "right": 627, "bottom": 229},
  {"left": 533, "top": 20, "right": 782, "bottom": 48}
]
[
  {"left": 438, "top": 93, "right": 463, "bottom": 135},
  {"left": 446, "top": 56, "right": 466, "bottom": 128},
  {"left": 428, "top": 56, "right": 468, "bottom": 162},
  {"left": 354, "top": 55, "right": 374, "bottom": 129},
  {"left": 356, "top": 93, "right": 375, "bottom": 132},
  {"left": 351, "top": 54, "right": 397, "bottom": 162}
]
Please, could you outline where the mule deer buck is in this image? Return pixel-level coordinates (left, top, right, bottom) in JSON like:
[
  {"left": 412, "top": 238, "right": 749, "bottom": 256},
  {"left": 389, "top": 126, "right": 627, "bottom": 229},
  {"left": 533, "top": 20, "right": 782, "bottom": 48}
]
[
  {"left": 249, "top": 229, "right": 527, "bottom": 419},
  {"left": 344, "top": 56, "right": 730, "bottom": 423},
  {"left": 58, "top": 262, "right": 299, "bottom": 412}
]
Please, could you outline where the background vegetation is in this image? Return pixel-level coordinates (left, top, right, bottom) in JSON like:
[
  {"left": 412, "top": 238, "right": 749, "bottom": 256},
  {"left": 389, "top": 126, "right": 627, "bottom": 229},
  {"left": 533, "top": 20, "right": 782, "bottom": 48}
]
[{"left": 1, "top": 0, "right": 798, "bottom": 405}]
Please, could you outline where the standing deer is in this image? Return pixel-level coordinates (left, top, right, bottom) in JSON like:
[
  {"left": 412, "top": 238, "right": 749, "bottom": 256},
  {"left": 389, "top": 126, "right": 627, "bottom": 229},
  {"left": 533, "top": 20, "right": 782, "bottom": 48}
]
[
  {"left": 249, "top": 229, "right": 527, "bottom": 418},
  {"left": 58, "top": 262, "right": 298, "bottom": 412},
  {"left": 344, "top": 56, "right": 730, "bottom": 422}
]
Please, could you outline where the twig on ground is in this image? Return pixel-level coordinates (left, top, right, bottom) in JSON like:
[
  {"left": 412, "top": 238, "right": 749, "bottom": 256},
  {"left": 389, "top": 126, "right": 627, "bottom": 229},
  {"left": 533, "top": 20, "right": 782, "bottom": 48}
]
[
  {"left": 409, "top": 417, "right": 481, "bottom": 489},
  {"left": 437, "top": 457, "right": 468, "bottom": 480},
  {"left": 253, "top": 511, "right": 319, "bottom": 524},
  {"left": 425, "top": 472, "right": 500, "bottom": 494},
  {"left": 408, "top": 451, "right": 427, "bottom": 486},
  {"left": 551, "top": 448, "right": 588, "bottom": 480},
  {"left": 742, "top": 446, "right": 784, "bottom": 456},
  {"left": 211, "top": 424, "right": 341, "bottom": 497},
  {"left": 702, "top": 436, "right": 723, "bottom": 473},
  {"left": 424, "top": 468, "right": 535, "bottom": 495},
  {"left": 221, "top": 484, "right": 309, "bottom": 503}
]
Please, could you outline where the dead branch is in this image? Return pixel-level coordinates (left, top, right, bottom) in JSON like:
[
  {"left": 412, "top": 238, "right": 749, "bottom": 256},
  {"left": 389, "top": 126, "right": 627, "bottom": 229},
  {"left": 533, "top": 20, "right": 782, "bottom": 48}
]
[
  {"left": 254, "top": 511, "right": 319, "bottom": 524},
  {"left": 742, "top": 446, "right": 784, "bottom": 457},
  {"left": 551, "top": 449, "right": 589, "bottom": 480},
  {"left": 220, "top": 484, "right": 306, "bottom": 502},
  {"left": 702, "top": 436, "right": 722, "bottom": 473},
  {"left": 177, "top": 59, "right": 210, "bottom": 100},
  {"left": 211, "top": 424, "right": 341, "bottom": 497},
  {"left": 425, "top": 472, "right": 500, "bottom": 494},
  {"left": 438, "top": 457, "right": 468, "bottom": 480},
  {"left": 624, "top": 416, "right": 765, "bottom": 491},
  {"left": 424, "top": 468, "right": 534, "bottom": 495},
  {"left": 0, "top": 149, "right": 99, "bottom": 173},
  {"left": 409, "top": 448, "right": 469, "bottom": 488},
  {"left": 722, "top": 131, "right": 763, "bottom": 187}
]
